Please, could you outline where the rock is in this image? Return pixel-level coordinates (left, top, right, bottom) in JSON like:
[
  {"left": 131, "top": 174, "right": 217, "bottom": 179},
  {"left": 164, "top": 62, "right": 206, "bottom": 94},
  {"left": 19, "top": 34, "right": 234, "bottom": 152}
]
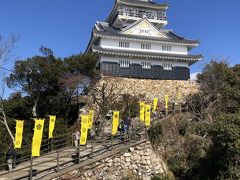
[
  {"left": 133, "top": 154, "right": 141, "bottom": 161},
  {"left": 63, "top": 140, "right": 168, "bottom": 180},
  {"left": 113, "top": 158, "right": 120, "bottom": 163},
  {"left": 106, "top": 159, "right": 113, "bottom": 163},
  {"left": 139, "top": 151, "right": 144, "bottom": 156},
  {"left": 103, "top": 166, "right": 108, "bottom": 171},
  {"left": 87, "top": 170, "right": 93, "bottom": 177},
  {"left": 136, "top": 146, "right": 142, "bottom": 150},
  {"left": 129, "top": 147, "right": 134, "bottom": 152},
  {"left": 125, "top": 157, "right": 131, "bottom": 162},
  {"left": 125, "top": 162, "right": 131, "bottom": 167},
  {"left": 123, "top": 152, "right": 131, "bottom": 157},
  {"left": 106, "top": 162, "right": 112, "bottom": 167},
  {"left": 145, "top": 152, "right": 151, "bottom": 156},
  {"left": 145, "top": 156, "right": 150, "bottom": 160},
  {"left": 141, "top": 160, "right": 147, "bottom": 165},
  {"left": 132, "top": 164, "right": 138, "bottom": 169}
]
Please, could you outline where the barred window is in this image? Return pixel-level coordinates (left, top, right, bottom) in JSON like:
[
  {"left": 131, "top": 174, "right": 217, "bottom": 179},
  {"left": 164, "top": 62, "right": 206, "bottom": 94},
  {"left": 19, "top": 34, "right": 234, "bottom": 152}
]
[
  {"left": 163, "top": 63, "right": 173, "bottom": 70},
  {"left": 119, "top": 41, "right": 130, "bottom": 48},
  {"left": 140, "top": 29, "right": 150, "bottom": 34},
  {"left": 162, "top": 45, "right": 172, "bottom": 51},
  {"left": 119, "top": 60, "right": 130, "bottom": 68},
  {"left": 141, "top": 62, "right": 151, "bottom": 69},
  {"left": 141, "top": 43, "right": 151, "bottom": 50}
]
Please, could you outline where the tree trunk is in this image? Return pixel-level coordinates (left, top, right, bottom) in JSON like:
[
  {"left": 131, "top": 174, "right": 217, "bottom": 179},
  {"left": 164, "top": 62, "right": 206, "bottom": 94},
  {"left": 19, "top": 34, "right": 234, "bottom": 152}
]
[{"left": 0, "top": 106, "right": 14, "bottom": 143}]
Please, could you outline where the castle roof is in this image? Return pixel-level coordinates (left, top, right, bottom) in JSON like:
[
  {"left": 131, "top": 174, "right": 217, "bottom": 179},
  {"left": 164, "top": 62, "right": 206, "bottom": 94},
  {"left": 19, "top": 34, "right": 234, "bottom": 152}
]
[
  {"left": 92, "top": 45, "right": 202, "bottom": 65},
  {"left": 93, "top": 21, "right": 200, "bottom": 47}
]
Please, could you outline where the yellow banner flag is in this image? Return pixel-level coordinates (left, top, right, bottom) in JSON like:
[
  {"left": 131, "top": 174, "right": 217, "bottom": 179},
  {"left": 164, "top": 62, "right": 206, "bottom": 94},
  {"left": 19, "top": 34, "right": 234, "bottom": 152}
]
[
  {"left": 32, "top": 119, "right": 45, "bottom": 157},
  {"left": 88, "top": 110, "right": 94, "bottom": 129},
  {"left": 165, "top": 95, "right": 169, "bottom": 109},
  {"left": 80, "top": 115, "right": 89, "bottom": 145},
  {"left": 48, "top": 115, "right": 56, "bottom": 139},
  {"left": 153, "top": 98, "right": 158, "bottom": 112},
  {"left": 140, "top": 102, "right": 145, "bottom": 122},
  {"left": 112, "top": 111, "right": 119, "bottom": 136},
  {"left": 14, "top": 120, "right": 24, "bottom": 149},
  {"left": 145, "top": 105, "right": 151, "bottom": 126}
]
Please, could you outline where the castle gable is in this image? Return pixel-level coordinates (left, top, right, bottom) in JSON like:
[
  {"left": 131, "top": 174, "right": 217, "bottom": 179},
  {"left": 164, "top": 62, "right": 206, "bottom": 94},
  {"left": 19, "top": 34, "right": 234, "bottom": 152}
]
[{"left": 121, "top": 19, "right": 168, "bottom": 38}]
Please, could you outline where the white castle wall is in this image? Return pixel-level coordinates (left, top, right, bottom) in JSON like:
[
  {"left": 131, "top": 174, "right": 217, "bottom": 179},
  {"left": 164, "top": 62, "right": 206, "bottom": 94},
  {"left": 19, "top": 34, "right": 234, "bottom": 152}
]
[{"left": 100, "top": 38, "right": 188, "bottom": 55}]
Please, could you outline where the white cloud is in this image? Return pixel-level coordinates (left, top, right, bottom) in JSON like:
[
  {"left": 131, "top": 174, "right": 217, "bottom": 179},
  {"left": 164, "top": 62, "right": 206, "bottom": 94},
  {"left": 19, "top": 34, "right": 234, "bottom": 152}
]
[{"left": 190, "top": 72, "right": 200, "bottom": 81}]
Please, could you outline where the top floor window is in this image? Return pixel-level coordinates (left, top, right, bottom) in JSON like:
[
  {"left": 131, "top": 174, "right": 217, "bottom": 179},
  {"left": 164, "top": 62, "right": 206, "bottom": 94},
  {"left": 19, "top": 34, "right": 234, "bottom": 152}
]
[
  {"left": 140, "top": 29, "right": 150, "bottom": 35},
  {"left": 141, "top": 43, "right": 151, "bottom": 50},
  {"left": 162, "top": 45, "right": 172, "bottom": 51},
  {"left": 119, "top": 41, "right": 130, "bottom": 48}
]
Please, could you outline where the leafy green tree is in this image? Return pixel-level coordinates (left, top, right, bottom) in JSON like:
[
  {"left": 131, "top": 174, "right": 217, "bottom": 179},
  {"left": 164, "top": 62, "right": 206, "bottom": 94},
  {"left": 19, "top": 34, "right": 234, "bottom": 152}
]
[
  {"left": 197, "top": 61, "right": 240, "bottom": 113},
  {"left": 195, "top": 113, "right": 240, "bottom": 180},
  {"left": 64, "top": 53, "right": 98, "bottom": 77},
  {"left": 7, "top": 54, "right": 66, "bottom": 117},
  {"left": 3, "top": 92, "right": 32, "bottom": 119}
]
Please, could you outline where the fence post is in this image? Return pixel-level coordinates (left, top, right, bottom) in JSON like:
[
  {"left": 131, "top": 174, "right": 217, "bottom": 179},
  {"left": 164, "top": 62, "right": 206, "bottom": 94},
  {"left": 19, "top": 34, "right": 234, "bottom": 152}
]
[
  {"left": 129, "top": 127, "right": 131, "bottom": 146},
  {"left": 50, "top": 138, "right": 53, "bottom": 151},
  {"left": 57, "top": 149, "right": 60, "bottom": 172},
  {"left": 179, "top": 103, "right": 182, "bottom": 114},
  {"left": 13, "top": 151, "right": 17, "bottom": 169},
  {"left": 172, "top": 103, "right": 175, "bottom": 115},
  {"left": 78, "top": 144, "right": 80, "bottom": 164},
  {"left": 29, "top": 156, "right": 33, "bottom": 180},
  {"left": 111, "top": 134, "right": 113, "bottom": 151},
  {"left": 91, "top": 135, "right": 93, "bottom": 158}
]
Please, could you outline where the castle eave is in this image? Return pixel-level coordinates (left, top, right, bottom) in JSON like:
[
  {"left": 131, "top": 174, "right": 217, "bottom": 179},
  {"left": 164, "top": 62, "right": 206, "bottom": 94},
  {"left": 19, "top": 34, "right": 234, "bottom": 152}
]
[
  {"left": 94, "top": 32, "right": 199, "bottom": 47},
  {"left": 92, "top": 46, "right": 202, "bottom": 64},
  {"left": 118, "top": 0, "right": 169, "bottom": 10}
]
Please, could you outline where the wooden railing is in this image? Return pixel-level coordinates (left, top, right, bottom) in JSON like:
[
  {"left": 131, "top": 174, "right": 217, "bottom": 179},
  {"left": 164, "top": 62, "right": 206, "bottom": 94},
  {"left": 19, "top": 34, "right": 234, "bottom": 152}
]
[{"left": 0, "top": 103, "right": 189, "bottom": 180}]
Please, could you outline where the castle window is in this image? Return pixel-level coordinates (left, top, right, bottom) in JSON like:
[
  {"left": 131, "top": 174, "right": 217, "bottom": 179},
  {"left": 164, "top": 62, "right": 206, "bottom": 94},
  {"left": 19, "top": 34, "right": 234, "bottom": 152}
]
[
  {"left": 141, "top": 62, "right": 151, "bottom": 69},
  {"left": 141, "top": 43, "right": 151, "bottom": 50},
  {"left": 140, "top": 29, "right": 150, "bottom": 35},
  {"left": 163, "top": 63, "right": 173, "bottom": 70},
  {"left": 119, "top": 41, "right": 130, "bottom": 48},
  {"left": 119, "top": 60, "right": 130, "bottom": 68},
  {"left": 162, "top": 45, "right": 172, "bottom": 51}
]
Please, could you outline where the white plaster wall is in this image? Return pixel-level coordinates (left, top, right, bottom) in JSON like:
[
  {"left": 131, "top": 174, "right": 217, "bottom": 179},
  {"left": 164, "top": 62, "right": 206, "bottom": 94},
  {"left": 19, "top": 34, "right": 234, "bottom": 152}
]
[
  {"left": 100, "top": 56, "right": 189, "bottom": 68},
  {"left": 100, "top": 38, "right": 188, "bottom": 55}
]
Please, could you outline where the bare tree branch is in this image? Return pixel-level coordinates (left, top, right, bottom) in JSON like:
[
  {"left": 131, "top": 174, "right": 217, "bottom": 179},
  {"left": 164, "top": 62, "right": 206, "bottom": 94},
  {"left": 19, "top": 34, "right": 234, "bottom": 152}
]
[{"left": 0, "top": 34, "right": 17, "bottom": 143}]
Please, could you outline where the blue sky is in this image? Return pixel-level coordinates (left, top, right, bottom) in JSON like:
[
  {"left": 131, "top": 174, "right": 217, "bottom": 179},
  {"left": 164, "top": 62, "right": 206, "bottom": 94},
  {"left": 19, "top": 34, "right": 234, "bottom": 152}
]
[{"left": 0, "top": 0, "right": 240, "bottom": 96}]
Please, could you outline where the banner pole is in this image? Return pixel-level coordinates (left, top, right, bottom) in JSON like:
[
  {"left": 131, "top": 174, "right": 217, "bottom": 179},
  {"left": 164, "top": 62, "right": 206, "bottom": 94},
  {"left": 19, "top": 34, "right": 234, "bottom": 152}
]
[
  {"left": 111, "top": 134, "right": 113, "bottom": 151},
  {"left": 29, "top": 156, "right": 33, "bottom": 180},
  {"left": 57, "top": 149, "right": 60, "bottom": 172},
  {"left": 78, "top": 143, "right": 80, "bottom": 164},
  {"left": 91, "top": 135, "right": 93, "bottom": 158}
]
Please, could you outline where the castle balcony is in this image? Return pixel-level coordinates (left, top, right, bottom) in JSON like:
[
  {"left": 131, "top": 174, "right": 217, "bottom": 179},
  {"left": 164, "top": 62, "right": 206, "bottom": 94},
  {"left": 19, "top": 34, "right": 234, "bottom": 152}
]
[{"left": 118, "top": 7, "right": 168, "bottom": 25}]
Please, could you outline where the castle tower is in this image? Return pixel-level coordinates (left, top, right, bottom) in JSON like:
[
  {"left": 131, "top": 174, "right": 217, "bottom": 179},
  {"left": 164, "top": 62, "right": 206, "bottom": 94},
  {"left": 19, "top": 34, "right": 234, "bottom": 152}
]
[{"left": 86, "top": 0, "right": 202, "bottom": 80}]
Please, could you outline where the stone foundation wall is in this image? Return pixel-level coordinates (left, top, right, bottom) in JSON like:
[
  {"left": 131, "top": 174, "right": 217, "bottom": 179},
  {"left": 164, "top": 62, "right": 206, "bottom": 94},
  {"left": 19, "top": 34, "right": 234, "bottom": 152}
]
[
  {"left": 95, "top": 76, "right": 198, "bottom": 103},
  {"left": 59, "top": 141, "right": 168, "bottom": 180}
]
